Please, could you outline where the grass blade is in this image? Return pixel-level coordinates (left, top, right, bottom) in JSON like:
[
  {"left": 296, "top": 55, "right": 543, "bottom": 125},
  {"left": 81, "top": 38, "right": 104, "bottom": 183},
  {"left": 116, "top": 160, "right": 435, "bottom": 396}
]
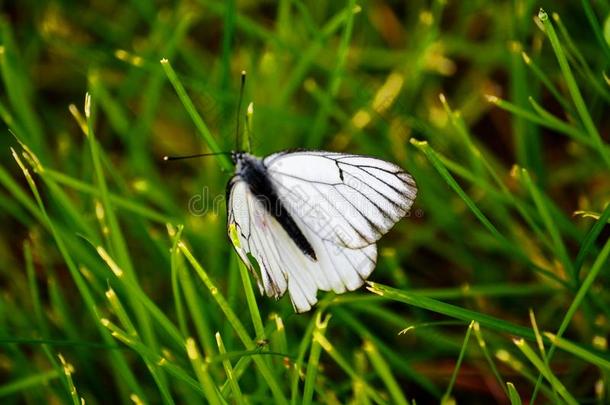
[
  {"left": 363, "top": 340, "right": 409, "bottom": 405},
  {"left": 514, "top": 338, "right": 578, "bottom": 405},
  {"left": 538, "top": 8, "right": 610, "bottom": 168},
  {"left": 215, "top": 332, "right": 245, "bottom": 404},
  {"left": 472, "top": 322, "right": 507, "bottom": 397},
  {"left": 410, "top": 139, "right": 505, "bottom": 243},
  {"left": 366, "top": 282, "right": 539, "bottom": 340},
  {"left": 574, "top": 203, "right": 610, "bottom": 277},
  {"left": 302, "top": 313, "right": 330, "bottom": 405},
  {"left": 179, "top": 241, "right": 287, "bottom": 403},
  {"left": 531, "top": 234, "right": 610, "bottom": 401},
  {"left": 506, "top": 382, "right": 522, "bottom": 405},
  {"left": 441, "top": 321, "right": 474, "bottom": 404},
  {"left": 186, "top": 338, "right": 223, "bottom": 405},
  {"left": 544, "top": 332, "right": 610, "bottom": 372}
]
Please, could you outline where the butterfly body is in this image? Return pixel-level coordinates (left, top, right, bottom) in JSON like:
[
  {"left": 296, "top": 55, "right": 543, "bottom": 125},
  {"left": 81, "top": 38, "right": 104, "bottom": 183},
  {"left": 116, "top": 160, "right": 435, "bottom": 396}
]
[
  {"left": 227, "top": 150, "right": 417, "bottom": 312},
  {"left": 230, "top": 152, "right": 317, "bottom": 260}
]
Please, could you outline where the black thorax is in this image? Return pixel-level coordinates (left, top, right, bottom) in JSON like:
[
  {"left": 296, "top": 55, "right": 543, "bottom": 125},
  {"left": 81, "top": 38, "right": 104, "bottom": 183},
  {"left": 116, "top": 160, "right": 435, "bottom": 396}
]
[{"left": 236, "top": 154, "right": 317, "bottom": 261}]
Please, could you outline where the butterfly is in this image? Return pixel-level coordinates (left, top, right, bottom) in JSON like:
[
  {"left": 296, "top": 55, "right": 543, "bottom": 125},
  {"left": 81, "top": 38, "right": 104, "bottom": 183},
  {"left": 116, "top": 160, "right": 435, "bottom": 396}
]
[
  {"left": 226, "top": 149, "right": 417, "bottom": 312},
  {"left": 165, "top": 72, "right": 417, "bottom": 312}
]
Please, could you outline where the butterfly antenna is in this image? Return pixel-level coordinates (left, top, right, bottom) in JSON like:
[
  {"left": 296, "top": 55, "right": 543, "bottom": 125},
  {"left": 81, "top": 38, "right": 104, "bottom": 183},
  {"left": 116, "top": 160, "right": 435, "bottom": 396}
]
[
  {"left": 235, "top": 70, "right": 246, "bottom": 151},
  {"left": 163, "top": 152, "right": 232, "bottom": 161}
]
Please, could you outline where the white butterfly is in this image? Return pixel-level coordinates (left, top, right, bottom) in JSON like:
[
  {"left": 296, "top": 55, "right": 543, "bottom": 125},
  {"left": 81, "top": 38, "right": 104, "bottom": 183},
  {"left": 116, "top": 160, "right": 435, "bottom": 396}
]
[{"left": 226, "top": 150, "right": 417, "bottom": 313}]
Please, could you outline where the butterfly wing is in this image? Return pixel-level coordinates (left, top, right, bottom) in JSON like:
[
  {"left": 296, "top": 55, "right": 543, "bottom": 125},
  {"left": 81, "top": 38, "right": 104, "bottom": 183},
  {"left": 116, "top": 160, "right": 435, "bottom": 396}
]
[
  {"left": 227, "top": 176, "right": 377, "bottom": 312},
  {"left": 263, "top": 150, "right": 417, "bottom": 249}
]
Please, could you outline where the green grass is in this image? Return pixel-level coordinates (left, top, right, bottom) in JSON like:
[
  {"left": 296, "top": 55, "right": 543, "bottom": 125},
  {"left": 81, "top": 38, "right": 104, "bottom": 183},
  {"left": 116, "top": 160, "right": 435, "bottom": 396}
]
[{"left": 1, "top": 1, "right": 610, "bottom": 403}]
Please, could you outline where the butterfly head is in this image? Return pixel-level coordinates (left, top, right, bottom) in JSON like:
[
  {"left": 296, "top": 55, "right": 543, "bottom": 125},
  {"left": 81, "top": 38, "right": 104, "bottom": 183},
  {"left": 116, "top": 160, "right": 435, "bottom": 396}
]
[
  {"left": 231, "top": 151, "right": 246, "bottom": 165},
  {"left": 232, "top": 151, "right": 256, "bottom": 174}
]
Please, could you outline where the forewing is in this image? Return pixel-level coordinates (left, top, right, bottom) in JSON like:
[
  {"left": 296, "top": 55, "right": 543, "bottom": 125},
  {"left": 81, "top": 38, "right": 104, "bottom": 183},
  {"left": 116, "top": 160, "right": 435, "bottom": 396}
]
[
  {"left": 263, "top": 150, "right": 417, "bottom": 249},
  {"left": 227, "top": 177, "right": 377, "bottom": 312},
  {"left": 227, "top": 178, "right": 288, "bottom": 299}
]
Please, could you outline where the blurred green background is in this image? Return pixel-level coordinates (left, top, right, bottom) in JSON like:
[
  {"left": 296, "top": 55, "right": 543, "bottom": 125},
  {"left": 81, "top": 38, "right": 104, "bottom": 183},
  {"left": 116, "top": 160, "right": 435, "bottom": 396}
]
[{"left": 1, "top": 0, "right": 610, "bottom": 403}]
